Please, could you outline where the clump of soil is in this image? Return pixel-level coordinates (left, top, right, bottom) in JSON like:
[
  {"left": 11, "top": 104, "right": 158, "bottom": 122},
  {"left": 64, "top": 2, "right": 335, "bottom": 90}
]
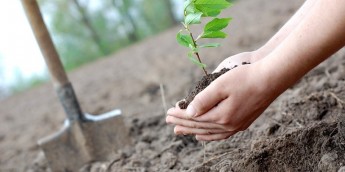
[
  {"left": 179, "top": 62, "right": 250, "bottom": 109},
  {"left": 240, "top": 122, "right": 345, "bottom": 172},
  {"left": 178, "top": 68, "right": 230, "bottom": 109}
]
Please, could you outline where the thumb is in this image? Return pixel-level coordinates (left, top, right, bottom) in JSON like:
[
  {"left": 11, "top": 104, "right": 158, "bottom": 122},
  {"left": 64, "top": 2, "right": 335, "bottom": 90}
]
[{"left": 186, "top": 81, "right": 227, "bottom": 118}]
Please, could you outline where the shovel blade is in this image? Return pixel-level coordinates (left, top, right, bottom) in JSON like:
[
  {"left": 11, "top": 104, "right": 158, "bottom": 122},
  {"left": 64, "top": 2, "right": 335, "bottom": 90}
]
[
  {"left": 81, "top": 111, "right": 132, "bottom": 160},
  {"left": 38, "top": 121, "right": 92, "bottom": 172},
  {"left": 38, "top": 111, "right": 131, "bottom": 172}
]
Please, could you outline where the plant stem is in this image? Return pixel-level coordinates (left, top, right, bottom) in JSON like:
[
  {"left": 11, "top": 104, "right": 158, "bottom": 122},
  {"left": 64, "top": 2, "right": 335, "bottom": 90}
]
[
  {"left": 189, "top": 32, "right": 208, "bottom": 75},
  {"left": 195, "top": 51, "right": 208, "bottom": 75},
  {"left": 183, "top": 10, "right": 207, "bottom": 75}
]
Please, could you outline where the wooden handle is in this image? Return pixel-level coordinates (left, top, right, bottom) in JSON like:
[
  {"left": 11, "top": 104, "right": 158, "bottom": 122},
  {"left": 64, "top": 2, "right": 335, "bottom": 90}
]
[{"left": 21, "top": 0, "right": 69, "bottom": 87}]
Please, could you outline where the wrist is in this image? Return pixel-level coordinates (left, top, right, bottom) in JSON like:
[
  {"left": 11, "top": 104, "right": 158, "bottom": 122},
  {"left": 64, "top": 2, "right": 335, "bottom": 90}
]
[
  {"left": 250, "top": 49, "right": 267, "bottom": 63},
  {"left": 256, "top": 56, "right": 292, "bottom": 98}
]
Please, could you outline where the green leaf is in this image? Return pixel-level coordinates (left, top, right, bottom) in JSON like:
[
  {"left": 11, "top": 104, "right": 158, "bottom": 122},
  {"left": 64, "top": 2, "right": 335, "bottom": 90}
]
[
  {"left": 199, "top": 43, "right": 221, "bottom": 48},
  {"left": 185, "top": 0, "right": 199, "bottom": 15},
  {"left": 188, "top": 52, "right": 207, "bottom": 68},
  {"left": 201, "top": 31, "right": 227, "bottom": 38},
  {"left": 194, "top": 0, "right": 232, "bottom": 16},
  {"left": 176, "top": 31, "right": 194, "bottom": 47},
  {"left": 204, "top": 18, "right": 232, "bottom": 32},
  {"left": 203, "top": 10, "right": 221, "bottom": 17},
  {"left": 183, "top": 0, "right": 193, "bottom": 10},
  {"left": 194, "top": 0, "right": 232, "bottom": 9},
  {"left": 185, "top": 12, "right": 203, "bottom": 25}
]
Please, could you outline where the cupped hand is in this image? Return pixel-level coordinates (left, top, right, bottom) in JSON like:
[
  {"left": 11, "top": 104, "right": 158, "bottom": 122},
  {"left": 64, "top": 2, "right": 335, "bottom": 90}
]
[
  {"left": 213, "top": 51, "right": 262, "bottom": 73},
  {"left": 166, "top": 60, "right": 279, "bottom": 141}
]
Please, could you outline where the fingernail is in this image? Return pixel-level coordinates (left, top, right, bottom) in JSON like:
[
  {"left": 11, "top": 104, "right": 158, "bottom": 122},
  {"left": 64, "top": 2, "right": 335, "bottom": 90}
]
[
  {"left": 167, "top": 108, "right": 173, "bottom": 115},
  {"left": 186, "top": 104, "right": 196, "bottom": 117},
  {"left": 165, "top": 116, "right": 171, "bottom": 124}
]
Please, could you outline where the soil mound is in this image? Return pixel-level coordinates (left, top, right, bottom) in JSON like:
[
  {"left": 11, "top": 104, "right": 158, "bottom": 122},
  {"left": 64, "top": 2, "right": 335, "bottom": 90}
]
[{"left": 103, "top": 53, "right": 345, "bottom": 171}]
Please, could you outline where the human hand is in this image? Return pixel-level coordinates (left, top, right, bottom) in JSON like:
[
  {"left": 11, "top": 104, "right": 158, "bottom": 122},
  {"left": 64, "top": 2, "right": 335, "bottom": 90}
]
[
  {"left": 213, "top": 51, "right": 261, "bottom": 73},
  {"left": 166, "top": 60, "right": 280, "bottom": 141}
]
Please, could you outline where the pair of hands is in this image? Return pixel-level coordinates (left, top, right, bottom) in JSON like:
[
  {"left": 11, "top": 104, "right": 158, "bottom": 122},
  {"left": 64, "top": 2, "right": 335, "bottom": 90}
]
[
  {"left": 166, "top": 0, "right": 345, "bottom": 141},
  {"left": 166, "top": 52, "right": 277, "bottom": 141}
]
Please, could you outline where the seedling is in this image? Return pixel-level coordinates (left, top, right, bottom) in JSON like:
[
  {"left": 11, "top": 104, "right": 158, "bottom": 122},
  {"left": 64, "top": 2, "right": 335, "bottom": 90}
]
[
  {"left": 176, "top": 0, "right": 232, "bottom": 75},
  {"left": 176, "top": 0, "right": 233, "bottom": 162}
]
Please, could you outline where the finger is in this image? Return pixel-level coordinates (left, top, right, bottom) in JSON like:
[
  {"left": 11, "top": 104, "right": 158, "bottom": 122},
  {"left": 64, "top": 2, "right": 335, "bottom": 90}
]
[
  {"left": 166, "top": 115, "right": 223, "bottom": 129},
  {"left": 192, "top": 98, "right": 231, "bottom": 123},
  {"left": 167, "top": 107, "right": 191, "bottom": 120},
  {"left": 174, "top": 125, "right": 228, "bottom": 135},
  {"left": 195, "top": 105, "right": 259, "bottom": 132},
  {"left": 213, "top": 59, "right": 239, "bottom": 73},
  {"left": 193, "top": 99, "right": 240, "bottom": 131},
  {"left": 195, "top": 132, "right": 237, "bottom": 141},
  {"left": 186, "top": 80, "right": 228, "bottom": 118}
]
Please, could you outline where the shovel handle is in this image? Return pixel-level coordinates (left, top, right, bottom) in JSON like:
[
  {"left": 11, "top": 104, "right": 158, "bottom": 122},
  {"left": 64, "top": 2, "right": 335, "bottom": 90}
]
[
  {"left": 21, "top": 0, "right": 68, "bottom": 87},
  {"left": 22, "top": 0, "right": 84, "bottom": 121}
]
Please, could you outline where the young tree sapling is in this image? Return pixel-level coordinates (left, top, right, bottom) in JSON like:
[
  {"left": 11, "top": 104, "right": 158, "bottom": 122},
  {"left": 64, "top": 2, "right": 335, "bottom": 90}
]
[
  {"left": 176, "top": 0, "right": 234, "bottom": 109},
  {"left": 175, "top": 0, "right": 234, "bottom": 162},
  {"left": 176, "top": 0, "right": 233, "bottom": 75}
]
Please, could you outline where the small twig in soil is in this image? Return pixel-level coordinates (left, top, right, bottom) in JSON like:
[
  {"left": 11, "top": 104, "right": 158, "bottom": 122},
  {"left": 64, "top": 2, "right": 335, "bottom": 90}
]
[
  {"left": 202, "top": 141, "right": 207, "bottom": 163},
  {"left": 213, "top": 160, "right": 233, "bottom": 170},
  {"left": 306, "top": 91, "right": 345, "bottom": 108},
  {"left": 106, "top": 157, "right": 121, "bottom": 172},
  {"left": 324, "top": 68, "right": 332, "bottom": 78},
  {"left": 267, "top": 117, "right": 286, "bottom": 127},
  {"left": 160, "top": 83, "right": 168, "bottom": 113},
  {"left": 200, "top": 152, "right": 232, "bottom": 165},
  {"left": 295, "top": 120, "right": 305, "bottom": 128},
  {"left": 152, "top": 140, "right": 183, "bottom": 159},
  {"left": 184, "top": 147, "right": 203, "bottom": 155},
  {"left": 327, "top": 91, "right": 345, "bottom": 108}
]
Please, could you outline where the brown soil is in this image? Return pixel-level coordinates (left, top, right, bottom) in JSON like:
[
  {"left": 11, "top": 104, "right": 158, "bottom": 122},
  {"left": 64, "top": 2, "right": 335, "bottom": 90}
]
[
  {"left": 178, "top": 68, "right": 230, "bottom": 109},
  {"left": 1, "top": 0, "right": 345, "bottom": 171},
  {"left": 101, "top": 59, "right": 345, "bottom": 171},
  {"left": 178, "top": 62, "right": 250, "bottom": 109}
]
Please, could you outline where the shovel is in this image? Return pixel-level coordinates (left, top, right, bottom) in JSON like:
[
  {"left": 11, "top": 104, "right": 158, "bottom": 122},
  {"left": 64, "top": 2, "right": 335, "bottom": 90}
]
[{"left": 21, "top": 0, "right": 132, "bottom": 171}]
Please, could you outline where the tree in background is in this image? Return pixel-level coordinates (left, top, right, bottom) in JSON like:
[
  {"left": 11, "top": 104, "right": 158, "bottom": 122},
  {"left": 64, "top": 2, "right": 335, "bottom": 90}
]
[
  {"left": 141, "top": 0, "right": 176, "bottom": 33},
  {"left": 112, "top": 0, "right": 139, "bottom": 42},
  {"left": 71, "top": 0, "right": 110, "bottom": 55},
  {"left": 39, "top": 0, "right": 106, "bottom": 70},
  {"left": 38, "top": 0, "right": 180, "bottom": 71},
  {"left": 163, "top": 0, "right": 179, "bottom": 25}
]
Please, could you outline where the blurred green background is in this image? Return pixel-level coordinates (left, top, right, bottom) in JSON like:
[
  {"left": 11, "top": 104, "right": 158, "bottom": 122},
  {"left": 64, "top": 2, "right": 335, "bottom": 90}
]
[
  {"left": 0, "top": 0, "right": 234, "bottom": 99},
  {"left": 39, "top": 0, "right": 180, "bottom": 71},
  {"left": 0, "top": 0, "right": 183, "bottom": 99}
]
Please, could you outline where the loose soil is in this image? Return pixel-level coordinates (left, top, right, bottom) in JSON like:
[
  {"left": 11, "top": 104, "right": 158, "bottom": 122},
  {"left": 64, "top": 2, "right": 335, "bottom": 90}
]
[
  {"left": 178, "top": 62, "right": 250, "bottom": 109},
  {"left": 1, "top": 0, "right": 345, "bottom": 171},
  {"left": 178, "top": 68, "right": 230, "bottom": 109},
  {"left": 102, "top": 56, "right": 345, "bottom": 172}
]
